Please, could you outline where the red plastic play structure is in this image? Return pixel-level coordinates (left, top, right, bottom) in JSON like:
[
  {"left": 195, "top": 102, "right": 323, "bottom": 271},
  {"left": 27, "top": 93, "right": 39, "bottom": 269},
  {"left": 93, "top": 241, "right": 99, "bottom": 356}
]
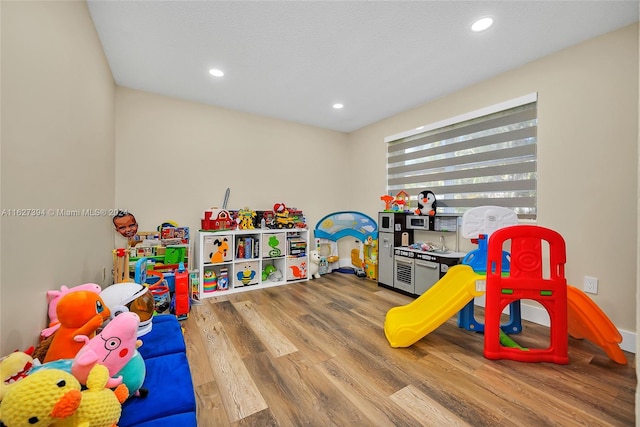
[
  {"left": 483, "top": 225, "right": 570, "bottom": 364},
  {"left": 385, "top": 206, "right": 627, "bottom": 364}
]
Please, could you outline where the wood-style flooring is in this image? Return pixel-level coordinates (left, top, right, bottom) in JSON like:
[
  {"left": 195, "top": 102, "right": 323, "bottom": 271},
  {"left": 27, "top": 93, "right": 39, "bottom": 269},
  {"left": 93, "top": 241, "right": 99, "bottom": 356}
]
[{"left": 183, "top": 272, "right": 636, "bottom": 426}]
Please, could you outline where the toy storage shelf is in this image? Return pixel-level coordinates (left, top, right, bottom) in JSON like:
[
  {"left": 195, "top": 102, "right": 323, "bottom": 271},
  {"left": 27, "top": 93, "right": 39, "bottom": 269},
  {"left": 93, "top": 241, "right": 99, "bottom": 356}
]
[{"left": 197, "top": 228, "right": 309, "bottom": 299}]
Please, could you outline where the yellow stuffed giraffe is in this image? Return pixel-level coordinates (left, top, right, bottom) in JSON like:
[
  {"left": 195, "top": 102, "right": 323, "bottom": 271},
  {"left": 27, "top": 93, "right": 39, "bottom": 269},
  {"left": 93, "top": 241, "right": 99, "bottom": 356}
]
[{"left": 54, "top": 364, "right": 128, "bottom": 427}]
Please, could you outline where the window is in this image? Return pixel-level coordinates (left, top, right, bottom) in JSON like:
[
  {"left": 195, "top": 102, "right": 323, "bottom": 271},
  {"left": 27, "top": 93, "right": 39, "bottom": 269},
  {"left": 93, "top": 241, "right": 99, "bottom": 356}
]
[{"left": 386, "top": 94, "right": 538, "bottom": 219}]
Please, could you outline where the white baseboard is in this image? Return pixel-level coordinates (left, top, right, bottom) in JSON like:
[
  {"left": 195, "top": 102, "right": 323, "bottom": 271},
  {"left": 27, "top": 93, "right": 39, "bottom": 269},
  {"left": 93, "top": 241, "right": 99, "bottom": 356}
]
[{"left": 473, "top": 299, "right": 636, "bottom": 354}]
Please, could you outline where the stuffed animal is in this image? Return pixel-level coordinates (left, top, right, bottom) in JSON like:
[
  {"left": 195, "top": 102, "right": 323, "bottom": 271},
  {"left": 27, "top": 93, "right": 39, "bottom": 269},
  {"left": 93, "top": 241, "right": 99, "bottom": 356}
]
[
  {"left": 415, "top": 190, "right": 437, "bottom": 216},
  {"left": 308, "top": 250, "right": 321, "bottom": 279},
  {"left": 54, "top": 365, "right": 128, "bottom": 427},
  {"left": 0, "top": 368, "right": 82, "bottom": 427},
  {"left": 44, "top": 291, "right": 111, "bottom": 363},
  {"left": 112, "top": 349, "right": 147, "bottom": 399},
  {"left": 72, "top": 312, "right": 141, "bottom": 389},
  {"left": 0, "top": 350, "right": 34, "bottom": 401},
  {"left": 42, "top": 284, "right": 102, "bottom": 339}
]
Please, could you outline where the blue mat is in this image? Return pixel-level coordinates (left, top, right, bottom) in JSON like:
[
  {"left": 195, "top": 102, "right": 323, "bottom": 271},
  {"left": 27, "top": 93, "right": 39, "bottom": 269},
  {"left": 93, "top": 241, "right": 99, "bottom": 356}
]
[
  {"left": 138, "top": 314, "right": 186, "bottom": 359},
  {"left": 119, "top": 315, "right": 196, "bottom": 427}
]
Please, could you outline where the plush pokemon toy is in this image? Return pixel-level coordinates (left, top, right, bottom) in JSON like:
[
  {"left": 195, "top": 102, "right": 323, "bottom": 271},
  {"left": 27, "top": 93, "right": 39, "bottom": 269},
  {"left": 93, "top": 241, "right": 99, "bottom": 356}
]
[
  {"left": 308, "top": 250, "right": 321, "bottom": 279},
  {"left": 0, "top": 368, "right": 82, "bottom": 427},
  {"left": 55, "top": 365, "right": 128, "bottom": 427},
  {"left": 0, "top": 351, "right": 34, "bottom": 401},
  {"left": 41, "top": 284, "right": 102, "bottom": 339},
  {"left": 44, "top": 291, "right": 111, "bottom": 363},
  {"left": 415, "top": 190, "right": 437, "bottom": 216}
]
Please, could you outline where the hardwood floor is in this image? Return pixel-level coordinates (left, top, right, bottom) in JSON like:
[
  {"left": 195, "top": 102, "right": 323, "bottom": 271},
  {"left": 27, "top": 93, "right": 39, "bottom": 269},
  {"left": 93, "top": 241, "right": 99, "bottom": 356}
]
[{"left": 183, "top": 273, "right": 636, "bottom": 426}]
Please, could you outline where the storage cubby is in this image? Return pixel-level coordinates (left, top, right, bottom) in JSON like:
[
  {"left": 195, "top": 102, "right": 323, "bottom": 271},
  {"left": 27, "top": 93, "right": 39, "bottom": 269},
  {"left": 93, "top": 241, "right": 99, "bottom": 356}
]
[
  {"left": 198, "top": 228, "right": 309, "bottom": 298},
  {"left": 201, "top": 264, "right": 231, "bottom": 294}
]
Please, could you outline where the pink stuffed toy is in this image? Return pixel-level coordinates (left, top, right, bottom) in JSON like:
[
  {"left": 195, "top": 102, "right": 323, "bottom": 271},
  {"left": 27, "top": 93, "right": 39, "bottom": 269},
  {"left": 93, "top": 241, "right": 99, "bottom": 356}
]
[
  {"left": 41, "top": 284, "right": 102, "bottom": 338},
  {"left": 71, "top": 312, "right": 141, "bottom": 388}
]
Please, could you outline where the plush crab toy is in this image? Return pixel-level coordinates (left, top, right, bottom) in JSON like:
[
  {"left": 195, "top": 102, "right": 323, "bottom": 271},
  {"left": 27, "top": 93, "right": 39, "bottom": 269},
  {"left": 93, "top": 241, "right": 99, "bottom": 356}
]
[{"left": 0, "top": 350, "right": 35, "bottom": 401}]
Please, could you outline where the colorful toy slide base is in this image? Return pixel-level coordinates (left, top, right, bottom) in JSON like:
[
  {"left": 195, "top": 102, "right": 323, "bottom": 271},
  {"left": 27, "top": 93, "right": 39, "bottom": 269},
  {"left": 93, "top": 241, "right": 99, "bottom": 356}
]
[
  {"left": 567, "top": 285, "right": 627, "bottom": 364},
  {"left": 384, "top": 265, "right": 485, "bottom": 348}
]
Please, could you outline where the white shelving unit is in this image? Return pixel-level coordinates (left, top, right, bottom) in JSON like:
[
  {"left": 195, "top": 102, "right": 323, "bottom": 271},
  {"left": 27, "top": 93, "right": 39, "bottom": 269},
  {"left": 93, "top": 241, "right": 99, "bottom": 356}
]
[{"left": 197, "top": 228, "right": 309, "bottom": 298}]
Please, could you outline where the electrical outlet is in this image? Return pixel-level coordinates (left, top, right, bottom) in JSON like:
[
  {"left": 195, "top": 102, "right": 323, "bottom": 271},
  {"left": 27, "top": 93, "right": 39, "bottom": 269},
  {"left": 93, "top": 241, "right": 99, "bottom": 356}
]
[{"left": 584, "top": 276, "right": 598, "bottom": 294}]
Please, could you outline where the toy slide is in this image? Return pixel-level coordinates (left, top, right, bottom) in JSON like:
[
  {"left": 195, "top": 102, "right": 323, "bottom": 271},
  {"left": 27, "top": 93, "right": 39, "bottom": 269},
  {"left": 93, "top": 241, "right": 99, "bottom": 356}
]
[
  {"left": 566, "top": 285, "right": 627, "bottom": 364},
  {"left": 384, "top": 265, "right": 485, "bottom": 348}
]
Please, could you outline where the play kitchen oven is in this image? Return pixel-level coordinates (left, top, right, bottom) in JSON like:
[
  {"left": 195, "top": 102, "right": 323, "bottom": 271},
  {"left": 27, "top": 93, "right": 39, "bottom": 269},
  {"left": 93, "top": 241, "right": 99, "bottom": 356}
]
[{"left": 393, "top": 248, "right": 460, "bottom": 296}]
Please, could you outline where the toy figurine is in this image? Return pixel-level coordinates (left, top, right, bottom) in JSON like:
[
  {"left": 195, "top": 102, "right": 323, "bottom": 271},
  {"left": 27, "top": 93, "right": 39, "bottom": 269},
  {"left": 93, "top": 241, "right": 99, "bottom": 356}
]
[
  {"left": 380, "top": 195, "right": 394, "bottom": 211},
  {"left": 237, "top": 207, "right": 256, "bottom": 230}
]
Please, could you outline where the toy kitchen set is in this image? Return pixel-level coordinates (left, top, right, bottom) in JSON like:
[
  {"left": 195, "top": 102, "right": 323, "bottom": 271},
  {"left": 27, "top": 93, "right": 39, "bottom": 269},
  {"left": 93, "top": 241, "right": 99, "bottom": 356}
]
[{"left": 378, "top": 211, "right": 466, "bottom": 297}]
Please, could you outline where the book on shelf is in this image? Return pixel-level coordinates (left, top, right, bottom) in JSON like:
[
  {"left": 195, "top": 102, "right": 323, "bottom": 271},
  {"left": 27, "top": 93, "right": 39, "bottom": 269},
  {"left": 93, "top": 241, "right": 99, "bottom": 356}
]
[{"left": 245, "top": 237, "right": 253, "bottom": 259}]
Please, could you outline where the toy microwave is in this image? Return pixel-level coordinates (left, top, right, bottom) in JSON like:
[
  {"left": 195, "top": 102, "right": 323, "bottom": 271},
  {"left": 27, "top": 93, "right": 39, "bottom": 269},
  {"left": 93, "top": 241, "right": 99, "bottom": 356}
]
[
  {"left": 406, "top": 215, "right": 459, "bottom": 232},
  {"left": 406, "top": 215, "right": 433, "bottom": 231}
]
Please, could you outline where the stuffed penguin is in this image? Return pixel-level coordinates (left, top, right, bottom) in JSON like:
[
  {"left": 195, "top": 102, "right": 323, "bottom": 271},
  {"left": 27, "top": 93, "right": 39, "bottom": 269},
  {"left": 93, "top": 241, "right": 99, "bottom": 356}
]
[{"left": 415, "top": 190, "right": 437, "bottom": 216}]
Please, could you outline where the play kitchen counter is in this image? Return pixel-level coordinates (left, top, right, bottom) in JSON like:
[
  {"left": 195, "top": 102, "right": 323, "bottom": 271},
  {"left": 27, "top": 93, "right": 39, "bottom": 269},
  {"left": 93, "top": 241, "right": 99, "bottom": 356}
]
[{"left": 392, "top": 247, "right": 466, "bottom": 296}]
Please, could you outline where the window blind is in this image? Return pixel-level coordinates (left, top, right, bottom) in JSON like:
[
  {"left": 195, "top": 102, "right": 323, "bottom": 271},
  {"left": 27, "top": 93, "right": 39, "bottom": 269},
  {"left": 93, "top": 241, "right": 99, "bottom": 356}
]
[{"left": 387, "top": 99, "right": 537, "bottom": 219}]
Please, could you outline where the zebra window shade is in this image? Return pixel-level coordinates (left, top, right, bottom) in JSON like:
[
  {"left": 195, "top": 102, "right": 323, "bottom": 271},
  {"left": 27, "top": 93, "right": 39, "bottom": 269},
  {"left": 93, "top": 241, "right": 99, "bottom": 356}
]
[{"left": 387, "top": 99, "right": 537, "bottom": 219}]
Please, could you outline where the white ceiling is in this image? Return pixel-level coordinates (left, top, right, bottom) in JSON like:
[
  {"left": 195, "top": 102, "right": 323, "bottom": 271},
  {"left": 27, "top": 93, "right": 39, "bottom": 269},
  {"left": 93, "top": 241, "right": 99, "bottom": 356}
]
[{"left": 87, "top": 1, "right": 639, "bottom": 133}]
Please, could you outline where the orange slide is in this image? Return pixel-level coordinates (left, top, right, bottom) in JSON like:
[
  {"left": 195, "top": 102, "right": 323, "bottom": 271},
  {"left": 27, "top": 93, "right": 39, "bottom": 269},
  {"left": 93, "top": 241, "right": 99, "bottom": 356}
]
[{"left": 567, "top": 285, "right": 627, "bottom": 364}]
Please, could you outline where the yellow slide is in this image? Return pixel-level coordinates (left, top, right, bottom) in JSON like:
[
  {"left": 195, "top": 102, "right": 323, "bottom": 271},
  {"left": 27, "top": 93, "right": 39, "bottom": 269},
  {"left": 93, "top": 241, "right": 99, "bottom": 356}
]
[{"left": 384, "top": 265, "right": 485, "bottom": 348}]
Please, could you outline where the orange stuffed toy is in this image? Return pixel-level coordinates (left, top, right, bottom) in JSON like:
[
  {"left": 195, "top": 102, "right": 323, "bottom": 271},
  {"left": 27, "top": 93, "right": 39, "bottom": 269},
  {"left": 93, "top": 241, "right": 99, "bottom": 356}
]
[{"left": 43, "top": 291, "right": 111, "bottom": 363}]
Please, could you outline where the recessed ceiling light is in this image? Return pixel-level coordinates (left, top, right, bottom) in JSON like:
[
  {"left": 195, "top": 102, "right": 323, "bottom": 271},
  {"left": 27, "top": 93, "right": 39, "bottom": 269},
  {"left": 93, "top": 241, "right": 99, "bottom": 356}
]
[
  {"left": 209, "top": 68, "right": 224, "bottom": 77},
  {"left": 333, "top": 103, "right": 344, "bottom": 109},
  {"left": 471, "top": 17, "right": 493, "bottom": 32}
]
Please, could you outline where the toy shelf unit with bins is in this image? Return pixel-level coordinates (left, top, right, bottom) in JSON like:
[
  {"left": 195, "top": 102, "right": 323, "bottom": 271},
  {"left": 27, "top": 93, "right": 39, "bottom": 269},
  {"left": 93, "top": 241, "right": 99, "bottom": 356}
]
[{"left": 198, "top": 228, "right": 309, "bottom": 298}]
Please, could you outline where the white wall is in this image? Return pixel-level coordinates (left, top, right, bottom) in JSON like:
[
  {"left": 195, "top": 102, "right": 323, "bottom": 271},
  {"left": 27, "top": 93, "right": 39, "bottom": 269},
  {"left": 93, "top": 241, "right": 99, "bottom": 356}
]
[
  {"left": 0, "top": 1, "right": 116, "bottom": 354},
  {"left": 349, "top": 24, "right": 639, "bottom": 334},
  {"left": 114, "top": 88, "right": 351, "bottom": 243}
]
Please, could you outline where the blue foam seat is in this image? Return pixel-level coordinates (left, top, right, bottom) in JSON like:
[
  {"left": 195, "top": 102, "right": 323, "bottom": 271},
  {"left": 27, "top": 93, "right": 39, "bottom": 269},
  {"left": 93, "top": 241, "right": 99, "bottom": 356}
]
[
  {"left": 138, "top": 314, "right": 186, "bottom": 359},
  {"left": 119, "top": 315, "right": 196, "bottom": 427}
]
